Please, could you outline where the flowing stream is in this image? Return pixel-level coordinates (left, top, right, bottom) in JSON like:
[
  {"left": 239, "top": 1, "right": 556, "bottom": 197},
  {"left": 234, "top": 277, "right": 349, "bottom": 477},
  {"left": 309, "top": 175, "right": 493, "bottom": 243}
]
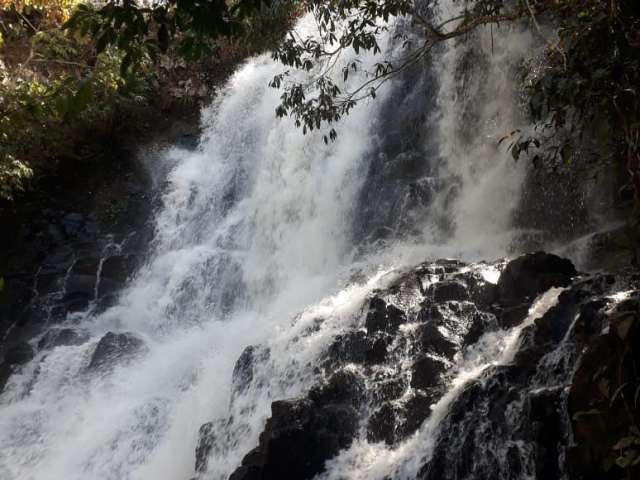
[{"left": 0, "top": 10, "right": 585, "bottom": 480}]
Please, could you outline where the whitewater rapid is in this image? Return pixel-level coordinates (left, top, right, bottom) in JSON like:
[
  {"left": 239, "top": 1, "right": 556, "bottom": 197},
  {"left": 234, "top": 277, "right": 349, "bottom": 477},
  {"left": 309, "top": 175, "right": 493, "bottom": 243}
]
[{"left": 0, "top": 11, "right": 538, "bottom": 480}]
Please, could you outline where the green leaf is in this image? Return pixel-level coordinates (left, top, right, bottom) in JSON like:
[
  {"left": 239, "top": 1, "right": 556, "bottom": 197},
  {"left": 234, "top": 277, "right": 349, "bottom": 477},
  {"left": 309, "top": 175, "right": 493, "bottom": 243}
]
[{"left": 66, "top": 78, "right": 93, "bottom": 117}]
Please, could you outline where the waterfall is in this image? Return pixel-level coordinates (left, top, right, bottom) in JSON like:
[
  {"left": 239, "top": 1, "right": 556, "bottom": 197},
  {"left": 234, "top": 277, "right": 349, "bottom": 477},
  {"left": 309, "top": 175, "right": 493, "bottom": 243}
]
[{"left": 0, "top": 9, "right": 577, "bottom": 480}]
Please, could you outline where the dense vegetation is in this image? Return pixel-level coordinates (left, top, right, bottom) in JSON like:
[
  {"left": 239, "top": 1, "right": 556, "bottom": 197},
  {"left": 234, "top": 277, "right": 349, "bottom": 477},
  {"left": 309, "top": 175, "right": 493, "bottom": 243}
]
[
  {"left": 0, "top": 0, "right": 296, "bottom": 200},
  {"left": 2, "top": 0, "right": 639, "bottom": 212}
]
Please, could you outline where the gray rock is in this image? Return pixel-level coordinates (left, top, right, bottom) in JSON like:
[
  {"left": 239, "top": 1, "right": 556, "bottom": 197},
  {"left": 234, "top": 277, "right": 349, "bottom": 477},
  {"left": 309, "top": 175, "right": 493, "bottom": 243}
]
[
  {"left": 4, "top": 342, "right": 35, "bottom": 365},
  {"left": 87, "top": 332, "right": 145, "bottom": 371}
]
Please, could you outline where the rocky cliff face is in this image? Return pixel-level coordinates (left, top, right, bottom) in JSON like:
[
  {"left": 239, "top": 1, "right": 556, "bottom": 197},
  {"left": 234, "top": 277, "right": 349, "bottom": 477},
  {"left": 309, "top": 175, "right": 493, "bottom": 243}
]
[
  {"left": 0, "top": 115, "right": 202, "bottom": 392},
  {"left": 193, "top": 253, "right": 639, "bottom": 480}
]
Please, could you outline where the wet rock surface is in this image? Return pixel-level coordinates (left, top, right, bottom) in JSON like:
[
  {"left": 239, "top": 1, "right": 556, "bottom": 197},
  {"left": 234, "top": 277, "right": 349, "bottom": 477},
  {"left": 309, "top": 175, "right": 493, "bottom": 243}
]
[
  {"left": 497, "top": 251, "right": 577, "bottom": 305},
  {"left": 0, "top": 148, "right": 159, "bottom": 392},
  {"left": 87, "top": 331, "right": 146, "bottom": 371},
  {"left": 192, "top": 253, "right": 639, "bottom": 480},
  {"left": 566, "top": 292, "right": 640, "bottom": 480}
]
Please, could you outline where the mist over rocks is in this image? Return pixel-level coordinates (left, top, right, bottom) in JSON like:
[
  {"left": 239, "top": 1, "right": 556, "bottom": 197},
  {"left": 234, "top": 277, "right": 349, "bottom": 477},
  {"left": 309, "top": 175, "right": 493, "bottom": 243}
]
[{"left": 86, "top": 331, "right": 146, "bottom": 371}]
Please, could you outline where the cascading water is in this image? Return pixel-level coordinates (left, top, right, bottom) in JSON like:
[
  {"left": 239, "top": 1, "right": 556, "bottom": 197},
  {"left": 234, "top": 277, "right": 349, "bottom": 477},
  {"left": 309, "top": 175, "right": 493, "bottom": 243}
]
[{"left": 0, "top": 7, "right": 629, "bottom": 480}]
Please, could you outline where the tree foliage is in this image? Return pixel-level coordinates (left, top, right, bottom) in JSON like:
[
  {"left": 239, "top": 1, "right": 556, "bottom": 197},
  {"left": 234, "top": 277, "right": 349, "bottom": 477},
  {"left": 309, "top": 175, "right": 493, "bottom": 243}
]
[
  {"left": 64, "top": 0, "right": 279, "bottom": 75},
  {"left": 0, "top": 0, "right": 296, "bottom": 201},
  {"left": 0, "top": 0, "right": 150, "bottom": 200},
  {"left": 523, "top": 0, "right": 640, "bottom": 208},
  {"left": 4, "top": 0, "right": 640, "bottom": 208}
]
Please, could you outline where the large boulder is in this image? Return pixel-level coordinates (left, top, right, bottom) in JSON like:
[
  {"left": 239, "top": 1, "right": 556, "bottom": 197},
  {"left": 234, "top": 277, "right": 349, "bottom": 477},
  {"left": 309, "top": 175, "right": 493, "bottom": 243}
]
[
  {"left": 309, "top": 369, "right": 365, "bottom": 409},
  {"left": 497, "top": 252, "right": 577, "bottom": 305},
  {"left": 230, "top": 398, "right": 358, "bottom": 480},
  {"left": 87, "top": 332, "right": 145, "bottom": 371}
]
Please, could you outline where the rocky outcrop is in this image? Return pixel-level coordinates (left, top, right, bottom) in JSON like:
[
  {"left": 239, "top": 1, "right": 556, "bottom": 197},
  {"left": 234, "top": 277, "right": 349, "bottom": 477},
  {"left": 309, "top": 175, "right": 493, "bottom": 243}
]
[
  {"left": 190, "top": 253, "right": 638, "bottom": 480},
  {"left": 3, "top": 341, "right": 35, "bottom": 366},
  {"left": 567, "top": 292, "right": 640, "bottom": 480},
  {"left": 497, "top": 251, "right": 577, "bottom": 305},
  {"left": 87, "top": 332, "right": 146, "bottom": 371},
  {"left": 229, "top": 396, "right": 359, "bottom": 480}
]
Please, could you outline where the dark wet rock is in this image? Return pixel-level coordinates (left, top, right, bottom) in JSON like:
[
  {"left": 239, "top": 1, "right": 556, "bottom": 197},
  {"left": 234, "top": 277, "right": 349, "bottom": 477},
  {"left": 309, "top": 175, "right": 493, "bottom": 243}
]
[
  {"left": 87, "top": 331, "right": 145, "bottom": 370},
  {"left": 232, "top": 345, "right": 270, "bottom": 396},
  {"left": 325, "top": 330, "right": 370, "bottom": 365},
  {"left": 373, "top": 378, "right": 406, "bottom": 402},
  {"left": 463, "top": 273, "right": 499, "bottom": 307},
  {"left": 216, "top": 255, "right": 632, "bottom": 480},
  {"left": 417, "top": 321, "right": 458, "bottom": 358},
  {"left": 401, "top": 389, "right": 438, "bottom": 437},
  {"left": 4, "top": 341, "right": 35, "bottom": 365},
  {"left": 428, "top": 280, "right": 468, "bottom": 302},
  {"left": 94, "top": 293, "right": 120, "bottom": 314},
  {"left": 230, "top": 398, "right": 358, "bottom": 480},
  {"left": 567, "top": 294, "right": 640, "bottom": 480},
  {"left": 62, "top": 291, "right": 92, "bottom": 313},
  {"left": 465, "top": 310, "right": 498, "bottom": 345},
  {"left": 61, "top": 212, "right": 85, "bottom": 236},
  {"left": 497, "top": 252, "right": 577, "bottom": 305},
  {"left": 366, "top": 336, "right": 389, "bottom": 364},
  {"left": 47, "top": 223, "right": 66, "bottom": 245},
  {"left": 365, "top": 297, "right": 407, "bottom": 334},
  {"left": 71, "top": 257, "right": 100, "bottom": 276},
  {"left": 528, "top": 387, "right": 565, "bottom": 479},
  {"left": 96, "top": 278, "right": 121, "bottom": 298},
  {"left": 410, "top": 354, "right": 447, "bottom": 390},
  {"left": 65, "top": 274, "right": 97, "bottom": 297},
  {"left": 37, "top": 328, "right": 89, "bottom": 350},
  {"left": 417, "top": 301, "right": 494, "bottom": 355},
  {"left": 0, "top": 278, "right": 31, "bottom": 335},
  {"left": 323, "top": 330, "right": 389, "bottom": 368},
  {"left": 367, "top": 402, "right": 398, "bottom": 444},
  {"left": 572, "top": 299, "right": 607, "bottom": 348},
  {"left": 367, "top": 389, "right": 439, "bottom": 446},
  {"left": 497, "top": 303, "right": 531, "bottom": 329},
  {"left": 0, "top": 362, "right": 12, "bottom": 392},
  {"left": 419, "top": 366, "right": 534, "bottom": 480},
  {"left": 100, "top": 255, "right": 137, "bottom": 283},
  {"left": 15, "top": 305, "right": 48, "bottom": 330},
  {"left": 512, "top": 289, "right": 583, "bottom": 371},
  {"left": 309, "top": 369, "right": 365, "bottom": 409},
  {"left": 35, "top": 268, "right": 64, "bottom": 295}
]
